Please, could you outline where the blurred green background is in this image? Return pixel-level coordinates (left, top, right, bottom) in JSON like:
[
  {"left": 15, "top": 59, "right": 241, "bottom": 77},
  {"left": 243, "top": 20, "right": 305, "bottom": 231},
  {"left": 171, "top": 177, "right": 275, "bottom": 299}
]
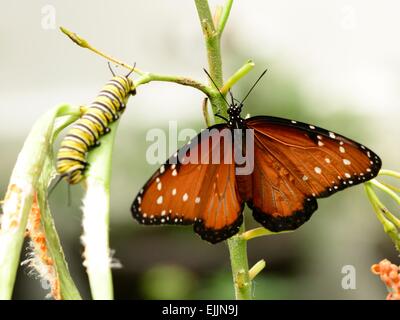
[{"left": 1, "top": 1, "right": 399, "bottom": 299}]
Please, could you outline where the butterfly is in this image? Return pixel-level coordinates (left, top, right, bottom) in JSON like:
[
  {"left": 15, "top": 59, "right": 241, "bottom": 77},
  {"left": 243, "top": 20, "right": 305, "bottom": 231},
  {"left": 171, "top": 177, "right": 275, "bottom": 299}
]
[{"left": 131, "top": 70, "right": 382, "bottom": 243}]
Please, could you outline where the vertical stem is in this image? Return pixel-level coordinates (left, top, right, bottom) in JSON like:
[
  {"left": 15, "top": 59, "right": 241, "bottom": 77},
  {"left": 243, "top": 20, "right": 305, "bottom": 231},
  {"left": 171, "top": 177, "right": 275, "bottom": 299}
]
[
  {"left": 194, "top": 0, "right": 227, "bottom": 120},
  {"left": 0, "top": 105, "right": 80, "bottom": 299},
  {"left": 227, "top": 224, "right": 252, "bottom": 299},
  {"left": 81, "top": 121, "right": 119, "bottom": 300},
  {"left": 194, "top": 0, "right": 253, "bottom": 300}
]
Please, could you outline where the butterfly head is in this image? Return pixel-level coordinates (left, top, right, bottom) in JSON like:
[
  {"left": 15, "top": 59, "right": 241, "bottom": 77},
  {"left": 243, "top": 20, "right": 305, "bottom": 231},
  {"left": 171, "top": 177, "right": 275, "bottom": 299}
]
[{"left": 227, "top": 102, "right": 244, "bottom": 128}]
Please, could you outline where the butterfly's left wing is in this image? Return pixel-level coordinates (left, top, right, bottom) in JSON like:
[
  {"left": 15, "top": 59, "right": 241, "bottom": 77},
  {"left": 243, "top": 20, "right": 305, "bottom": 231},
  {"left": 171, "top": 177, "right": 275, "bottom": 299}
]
[
  {"left": 244, "top": 116, "right": 382, "bottom": 232},
  {"left": 131, "top": 124, "right": 244, "bottom": 243}
]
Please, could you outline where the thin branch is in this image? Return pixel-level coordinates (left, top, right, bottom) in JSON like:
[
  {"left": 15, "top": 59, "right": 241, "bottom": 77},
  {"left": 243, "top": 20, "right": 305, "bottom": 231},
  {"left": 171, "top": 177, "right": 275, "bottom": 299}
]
[
  {"left": 369, "top": 179, "right": 400, "bottom": 206},
  {"left": 221, "top": 60, "right": 255, "bottom": 94},
  {"left": 379, "top": 169, "right": 400, "bottom": 179},
  {"left": 60, "top": 26, "right": 211, "bottom": 97},
  {"left": 249, "top": 259, "right": 266, "bottom": 281},
  {"left": 217, "top": 0, "right": 234, "bottom": 36},
  {"left": 364, "top": 183, "right": 400, "bottom": 251},
  {"left": 242, "top": 227, "right": 292, "bottom": 241}
]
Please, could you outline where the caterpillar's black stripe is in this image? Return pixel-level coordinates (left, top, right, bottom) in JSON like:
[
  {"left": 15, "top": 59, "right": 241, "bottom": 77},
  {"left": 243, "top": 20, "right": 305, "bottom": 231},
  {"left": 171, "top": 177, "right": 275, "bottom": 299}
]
[
  {"left": 82, "top": 113, "right": 108, "bottom": 132},
  {"left": 91, "top": 102, "right": 118, "bottom": 120},
  {"left": 65, "top": 133, "right": 91, "bottom": 149},
  {"left": 91, "top": 103, "right": 116, "bottom": 120},
  {"left": 73, "top": 123, "right": 98, "bottom": 141},
  {"left": 56, "top": 74, "right": 136, "bottom": 184},
  {"left": 57, "top": 157, "right": 88, "bottom": 165},
  {"left": 59, "top": 145, "right": 86, "bottom": 155},
  {"left": 99, "top": 89, "right": 123, "bottom": 106},
  {"left": 108, "top": 80, "right": 126, "bottom": 91}
]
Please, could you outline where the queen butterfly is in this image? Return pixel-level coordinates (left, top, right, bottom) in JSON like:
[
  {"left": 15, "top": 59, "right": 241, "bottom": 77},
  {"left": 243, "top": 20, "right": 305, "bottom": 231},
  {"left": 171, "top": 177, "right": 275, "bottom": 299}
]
[{"left": 131, "top": 72, "right": 382, "bottom": 244}]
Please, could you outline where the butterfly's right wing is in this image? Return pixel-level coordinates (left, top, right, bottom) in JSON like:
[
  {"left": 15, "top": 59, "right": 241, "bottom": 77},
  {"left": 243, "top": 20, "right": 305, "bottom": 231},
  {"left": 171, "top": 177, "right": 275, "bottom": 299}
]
[{"left": 245, "top": 116, "right": 381, "bottom": 232}]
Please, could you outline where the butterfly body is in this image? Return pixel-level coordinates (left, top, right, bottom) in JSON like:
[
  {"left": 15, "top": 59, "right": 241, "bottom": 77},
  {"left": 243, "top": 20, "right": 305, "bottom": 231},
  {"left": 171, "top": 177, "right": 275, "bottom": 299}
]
[{"left": 131, "top": 101, "right": 381, "bottom": 243}]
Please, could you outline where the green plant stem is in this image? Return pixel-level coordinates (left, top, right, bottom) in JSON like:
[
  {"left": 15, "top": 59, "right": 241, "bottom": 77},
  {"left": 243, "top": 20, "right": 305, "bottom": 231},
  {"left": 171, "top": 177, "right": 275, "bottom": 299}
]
[
  {"left": 365, "top": 181, "right": 400, "bottom": 229},
  {"left": 249, "top": 259, "right": 266, "bottom": 281},
  {"left": 202, "top": 98, "right": 212, "bottom": 127},
  {"left": 194, "top": 0, "right": 227, "bottom": 120},
  {"left": 365, "top": 183, "right": 400, "bottom": 250},
  {"left": 369, "top": 179, "right": 400, "bottom": 208},
  {"left": 195, "top": 0, "right": 253, "bottom": 300},
  {"left": 217, "top": 0, "right": 234, "bottom": 35},
  {"left": 0, "top": 104, "right": 80, "bottom": 300},
  {"left": 379, "top": 182, "right": 400, "bottom": 193},
  {"left": 379, "top": 169, "right": 400, "bottom": 179},
  {"left": 227, "top": 224, "right": 252, "bottom": 299},
  {"left": 61, "top": 26, "right": 212, "bottom": 97},
  {"left": 221, "top": 60, "right": 255, "bottom": 94},
  {"left": 81, "top": 120, "right": 120, "bottom": 300},
  {"left": 37, "top": 164, "right": 81, "bottom": 299},
  {"left": 133, "top": 73, "right": 210, "bottom": 96},
  {"left": 242, "top": 227, "right": 292, "bottom": 241}
]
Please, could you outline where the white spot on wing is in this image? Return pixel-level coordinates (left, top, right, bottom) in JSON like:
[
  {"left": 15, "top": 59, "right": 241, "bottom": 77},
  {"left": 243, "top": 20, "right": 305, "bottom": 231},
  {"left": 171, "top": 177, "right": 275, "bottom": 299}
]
[
  {"left": 339, "top": 146, "right": 346, "bottom": 153},
  {"left": 345, "top": 173, "right": 351, "bottom": 178},
  {"left": 159, "top": 165, "right": 165, "bottom": 174},
  {"left": 314, "top": 167, "right": 322, "bottom": 174},
  {"left": 343, "top": 159, "right": 351, "bottom": 165},
  {"left": 302, "top": 175, "right": 309, "bottom": 181},
  {"left": 329, "top": 132, "right": 336, "bottom": 139},
  {"left": 172, "top": 188, "right": 177, "bottom": 196},
  {"left": 325, "top": 158, "right": 331, "bottom": 164},
  {"left": 156, "top": 195, "right": 163, "bottom": 204},
  {"left": 318, "top": 141, "right": 324, "bottom": 146},
  {"left": 182, "top": 193, "right": 189, "bottom": 202},
  {"left": 195, "top": 197, "right": 201, "bottom": 204},
  {"left": 172, "top": 169, "right": 177, "bottom": 176},
  {"left": 309, "top": 125, "right": 315, "bottom": 129}
]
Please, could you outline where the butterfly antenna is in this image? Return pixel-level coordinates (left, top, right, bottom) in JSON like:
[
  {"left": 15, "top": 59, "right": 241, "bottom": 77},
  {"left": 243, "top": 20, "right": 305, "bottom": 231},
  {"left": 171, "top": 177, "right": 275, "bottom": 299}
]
[
  {"left": 126, "top": 62, "right": 136, "bottom": 77},
  {"left": 240, "top": 68, "right": 268, "bottom": 104},
  {"left": 47, "top": 175, "right": 64, "bottom": 197},
  {"left": 229, "top": 90, "right": 235, "bottom": 105},
  {"left": 203, "top": 68, "right": 231, "bottom": 108},
  {"left": 108, "top": 62, "right": 116, "bottom": 76},
  {"left": 67, "top": 183, "right": 71, "bottom": 207}
]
